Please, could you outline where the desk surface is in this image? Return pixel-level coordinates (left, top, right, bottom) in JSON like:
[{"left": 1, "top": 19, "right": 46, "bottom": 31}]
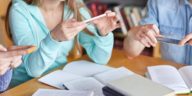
[{"left": 0, "top": 49, "right": 190, "bottom": 96}]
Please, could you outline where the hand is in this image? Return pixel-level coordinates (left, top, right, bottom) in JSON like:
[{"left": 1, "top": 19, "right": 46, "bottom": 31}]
[
  {"left": 0, "top": 45, "right": 29, "bottom": 75},
  {"left": 51, "top": 19, "right": 87, "bottom": 41},
  {"left": 179, "top": 33, "right": 192, "bottom": 46},
  {"left": 130, "top": 24, "right": 161, "bottom": 47},
  {"left": 92, "top": 11, "right": 120, "bottom": 36}
]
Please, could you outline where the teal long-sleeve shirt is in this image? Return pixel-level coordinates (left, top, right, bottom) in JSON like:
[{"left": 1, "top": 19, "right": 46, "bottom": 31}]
[{"left": 9, "top": 0, "right": 114, "bottom": 87}]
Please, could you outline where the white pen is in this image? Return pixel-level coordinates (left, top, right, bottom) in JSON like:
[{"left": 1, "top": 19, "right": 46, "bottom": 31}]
[{"left": 83, "top": 12, "right": 116, "bottom": 23}]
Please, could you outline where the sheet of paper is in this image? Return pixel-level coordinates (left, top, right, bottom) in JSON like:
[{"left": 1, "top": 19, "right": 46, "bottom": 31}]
[
  {"left": 64, "top": 77, "right": 105, "bottom": 96},
  {"left": 32, "top": 89, "right": 94, "bottom": 96},
  {"left": 148, "top": 65, "right": 190, "bottom": 94},
  {"left": 179, "top": 66, "right": 192, "bottom": 90},
  {"left": 94, "top": 67, "right": 134, "bottom": 85},
  {"left": 38, "top": 70, "right": 83, "bottom": 89},
  {"left": 63, "top": 60, "right": 114, "bottom": 77}
]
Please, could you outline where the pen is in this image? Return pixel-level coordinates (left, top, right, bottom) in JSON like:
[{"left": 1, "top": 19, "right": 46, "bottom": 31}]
[{"left": 62, "top": 84, "right": 69, "bottom": 90}]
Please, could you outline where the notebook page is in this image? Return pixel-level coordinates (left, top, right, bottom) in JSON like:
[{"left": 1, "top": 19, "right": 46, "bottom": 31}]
[
  {"left": 94, "top": 67, "right": 134, "bottom": 85},
  {"left": 63, "top": 60, "right": 114, "bottom": 77},
  {"left": 38, "top": 70, "right": 83, "bottom": 89},
  {"left": 32, "top": 89, "right": 94, "bottom": 96},
  {"left": 64, "top": 77, "right": 105, "bottom": 96},
  {"left": 148, "top": 65, "right": 190, "bottom": 94},
  {"left": 179, "top": 66, "right": 192, "bottom": 90}
]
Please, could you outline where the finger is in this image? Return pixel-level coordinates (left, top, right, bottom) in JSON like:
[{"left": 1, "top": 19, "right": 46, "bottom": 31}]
[
  {"left": 140, "top": 38, "right": 150, "bottom": 48},
  {"left": 144, "top": 36, "right": 155, "bottom": 47},
  {"left": 0, "top": 67, "right": 11, "bottom": 76},
  {"left": 113, "top": 16, "right": 119, "bottom": 23},
  {"left": 0, "top": 58, "right": 13, "bottom": 65},
  {"left": 75, "top": 24, "right": 87, "bottom": 31},
  {"left": 0, "top": 61, "right": 10, "bottom": 72},
  {"left": 10, "top": 58, "right": 22, "bottom": 68},
  {"left": 156, "top": 35, "right": 164, "bottom": 38},
  {"left": 0, "top": 50, "right": 28, "bottom": 58},
  {"left": 107, "top": 12, "right": 116, "bottom": 17},
  {"left": 7, "top": 45, "right": 36, "bottom": 55},
  {"left": 7, "top": 45, "right": 34, "bottom": 51},
  {"left": 145, "top": 24, "right": 160, "bottom": 35},
  {"left": 67, "top": 24, "right": 87, "bottom": 38},
  {"left": 139, "top": 32, "right": 153, "bottom": 47},
  {"left": 144, "top": 30, "right": 158, "bottom": 44},
  {"left": 9, "top": 56, "right": 22, "bottom": 68},
  {"left": 105, "top": 10, "right": 112, "bottom": 13},
  {"left": 63, "top": 19, "right": 76, "bottom": 26},
  {"left": 188, "top": 40, "right": 192, "bottom": 45},
  {"left": 0, "top": 45, "right": 7, "bottom": 51},
  {"left": 65, "top": 22, "right": 86, "bottom": 28},
  {"left": 135, "top": 31, "right": 144, "bottom": 41},
  {"left": 105, "top": 10, "right": 116, "bottom": 17},
  {"left": 179, "top": 34, "right": 192, "bottom": 46}
]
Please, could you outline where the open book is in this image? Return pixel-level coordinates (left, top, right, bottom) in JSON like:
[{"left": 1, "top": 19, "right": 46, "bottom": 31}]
[
  {"left": 32, "top": 89, "right": 94, "bottom": 96},
  {"left": 39, "top": 60, "right": 134, "bottom": 96},
  {"left": 147, "top": 65, "right": 192, "bottom": 94}
]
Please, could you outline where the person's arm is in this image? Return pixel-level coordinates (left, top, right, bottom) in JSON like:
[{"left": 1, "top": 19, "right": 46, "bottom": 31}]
[
  {"left": 123, "top": 0, "right": 159, "bottom": 58},
  {"left": 9, "top": 5, "right": 87, "bottom": 77},
  {"left": 123, "top": 30, "right": 145, "bottom": 58},
  {"left": 79, "top": 31, "right": 114, "bottom": 65},
  {"left": 78, "top": 5, "right": 119, "bottom": 65},
  {"left": 9, "top": 6, "right": 64, "bottom": 77}
]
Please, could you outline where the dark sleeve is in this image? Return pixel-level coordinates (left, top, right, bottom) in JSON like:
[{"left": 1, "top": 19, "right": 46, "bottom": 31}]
[{"left": 0, "top": 69, "right": 12, "bottom": 92}]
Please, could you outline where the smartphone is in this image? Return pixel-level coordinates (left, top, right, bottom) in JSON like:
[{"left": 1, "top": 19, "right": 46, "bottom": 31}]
[
  {"left": 156, "top": 37, "right": 181, "bottom": 45},
  {"left": 83, "top": 14, "right": 107, "bottom": 23},
  {"left": 0, "top": 45, "right": 37, "bottom": 58},
  {"left": 83, "top": 12, "right": 116, "bottom": 23}
]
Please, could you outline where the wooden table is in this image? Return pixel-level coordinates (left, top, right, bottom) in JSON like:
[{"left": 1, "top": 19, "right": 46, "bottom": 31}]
[{"left": 0, "top": 49, "right": 191, "bottom": 96}]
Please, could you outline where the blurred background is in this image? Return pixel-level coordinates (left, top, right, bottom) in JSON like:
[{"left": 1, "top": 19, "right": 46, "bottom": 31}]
[{"left": 0, "top": 0, "right": 161, "bottom": 58}]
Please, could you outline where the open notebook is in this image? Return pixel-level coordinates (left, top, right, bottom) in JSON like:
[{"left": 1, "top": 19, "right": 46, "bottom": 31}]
[
  {"left": 147, "top": 65, "right": 192, "bottom": 94},
  {"left": 32, "top": 89, "right": 94, "bottom": 96},
  {"left": 38, "top": 60, "right": 134, "bottom": 96}
]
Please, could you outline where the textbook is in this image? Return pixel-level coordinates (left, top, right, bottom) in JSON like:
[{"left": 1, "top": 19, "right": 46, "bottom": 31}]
[
  {"left": 39, "top": 60, "right": 134, "bottom": 96},
  {"left": 105, "top": 75, "right": 175, "bottom": 96},
  {"left": 32, "top": 89, "right": 94, "bottom": 96},
  {"left": 147, "top": 65, "right": 192, "bottom": 94}
]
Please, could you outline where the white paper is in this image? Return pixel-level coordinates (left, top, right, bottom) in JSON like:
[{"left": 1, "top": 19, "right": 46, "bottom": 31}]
[
  {"left": 63, "top": 60, "right": 114, "bottom": 77},
  {"left": 148, "top": 65, "right": 190, "bottom": 94},
  {"left": 64, "top": 77, "right": 105, "bottom": 96},
  {"left": 38, "top": 70, "right": 83, "bottom": 89},
  {"left": 32, "top": 89, "right": 94, "bottom": 96},
  {"left": 94, "top": 67, "right": 134, "bottom": 85},
  {"left": 179, "top": 66, "right": 192, "bottom": 90}
]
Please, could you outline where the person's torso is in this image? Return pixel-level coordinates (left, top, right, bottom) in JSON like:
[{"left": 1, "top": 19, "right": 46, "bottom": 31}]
[{"left": 154, "top": 0, "right": 192, "bottom": 65}]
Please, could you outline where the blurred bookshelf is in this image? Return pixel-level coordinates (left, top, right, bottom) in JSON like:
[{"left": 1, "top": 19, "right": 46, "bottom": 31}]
[{"left": 84, "top": 0, "right": 161, "bottom": 58}]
